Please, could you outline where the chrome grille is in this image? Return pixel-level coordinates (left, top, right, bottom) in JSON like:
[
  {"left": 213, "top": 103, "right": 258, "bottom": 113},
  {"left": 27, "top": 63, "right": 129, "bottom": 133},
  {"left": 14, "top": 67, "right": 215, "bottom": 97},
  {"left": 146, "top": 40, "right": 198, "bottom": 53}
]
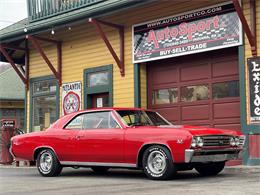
[{"left": 202, "top": 135, "right": 232, "bottom": 147}]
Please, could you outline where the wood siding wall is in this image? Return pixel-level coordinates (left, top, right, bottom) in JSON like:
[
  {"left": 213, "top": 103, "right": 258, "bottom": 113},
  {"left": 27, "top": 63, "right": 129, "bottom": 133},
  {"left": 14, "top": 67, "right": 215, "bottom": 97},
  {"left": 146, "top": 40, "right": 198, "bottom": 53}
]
[{"left": 26, "top": 0, "right": 253, "bottom": 131}]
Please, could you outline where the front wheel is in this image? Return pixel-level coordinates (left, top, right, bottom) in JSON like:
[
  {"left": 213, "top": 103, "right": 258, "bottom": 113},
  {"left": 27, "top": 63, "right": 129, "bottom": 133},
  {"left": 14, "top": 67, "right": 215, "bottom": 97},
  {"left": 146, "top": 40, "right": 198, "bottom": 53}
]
[
  {"left": 195, "top": 161, "right": 225, "bottom": 176},
  {"left": 36, "top": 149, "right": 62, "bottom": 177},
  {"left": 142, "top": 145, "right": 177, "bottom": 180}
]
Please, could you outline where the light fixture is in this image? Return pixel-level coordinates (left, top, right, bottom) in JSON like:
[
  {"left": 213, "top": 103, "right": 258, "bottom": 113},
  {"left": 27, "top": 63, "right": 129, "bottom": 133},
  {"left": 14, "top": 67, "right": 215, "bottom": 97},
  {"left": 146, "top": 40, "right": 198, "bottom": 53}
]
[
  {"left": 68, "top": 26, "right": 71, "bottom": 31},
  {"left": 51, "top": 29, "right": 55, "bottom": 35},
  {"left": 24, "top": 28, "right": 27, "bottom": 32}
]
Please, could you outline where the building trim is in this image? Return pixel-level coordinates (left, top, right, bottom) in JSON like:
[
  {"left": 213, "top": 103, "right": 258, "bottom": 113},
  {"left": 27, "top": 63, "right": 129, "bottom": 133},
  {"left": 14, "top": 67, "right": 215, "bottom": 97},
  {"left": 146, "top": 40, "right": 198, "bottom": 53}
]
[
  {"left": 134, "top": 63, "right": 141, "bottom": 108},
  {"left": 29, "top": 75, "right": 60, "bottom": 132},
  {"left": 83, "top": 65, "right": 113, "bottom": 109}
]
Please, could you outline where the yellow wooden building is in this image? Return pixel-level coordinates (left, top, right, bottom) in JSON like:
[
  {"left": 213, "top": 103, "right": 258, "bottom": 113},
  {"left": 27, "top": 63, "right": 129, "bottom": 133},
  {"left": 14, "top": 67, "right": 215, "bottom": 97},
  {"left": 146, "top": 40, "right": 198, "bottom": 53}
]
[{"left": 0, "top": 0, "right": 260, "bottom": 165}]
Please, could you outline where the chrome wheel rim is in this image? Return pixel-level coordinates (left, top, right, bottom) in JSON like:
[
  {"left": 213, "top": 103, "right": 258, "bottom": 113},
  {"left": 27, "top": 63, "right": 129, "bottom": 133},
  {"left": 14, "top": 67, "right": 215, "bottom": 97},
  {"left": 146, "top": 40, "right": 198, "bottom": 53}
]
[
  {"left": 147, "top": 151, "right": 166, "bottom": 174},
  {"left": 39, "top": 152, "right": 53, "bottom": 173}
]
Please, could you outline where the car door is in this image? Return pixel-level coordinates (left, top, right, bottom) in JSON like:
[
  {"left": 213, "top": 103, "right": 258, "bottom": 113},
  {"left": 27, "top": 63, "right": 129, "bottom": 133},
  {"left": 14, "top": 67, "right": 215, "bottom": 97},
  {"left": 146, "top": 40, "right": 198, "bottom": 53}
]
[{"left": 76, "top": 111, "right": 124, "bottom": 163}]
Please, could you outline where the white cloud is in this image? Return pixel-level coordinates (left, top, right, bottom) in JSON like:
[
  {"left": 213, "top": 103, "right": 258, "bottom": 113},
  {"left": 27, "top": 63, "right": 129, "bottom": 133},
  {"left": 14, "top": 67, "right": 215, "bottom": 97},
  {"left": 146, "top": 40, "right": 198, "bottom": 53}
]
[{"left": 0, "top": 0, "right": 27, "bottom": 30}]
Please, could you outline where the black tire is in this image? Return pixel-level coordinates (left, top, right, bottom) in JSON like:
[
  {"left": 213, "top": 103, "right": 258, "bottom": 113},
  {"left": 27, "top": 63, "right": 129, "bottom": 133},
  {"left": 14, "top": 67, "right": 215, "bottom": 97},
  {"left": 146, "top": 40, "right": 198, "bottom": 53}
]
[
  {"left": 36, "top": 149, "right": 62, "bottom": 177},
  {"left": 91, "top": 167, "right": 109, "bottom": 174},
  {"left": 195, "top": 161, "right": 225, "bottom": 176},
  {"left": 142, "top": 145, "right": 177, "bottom": 180}
]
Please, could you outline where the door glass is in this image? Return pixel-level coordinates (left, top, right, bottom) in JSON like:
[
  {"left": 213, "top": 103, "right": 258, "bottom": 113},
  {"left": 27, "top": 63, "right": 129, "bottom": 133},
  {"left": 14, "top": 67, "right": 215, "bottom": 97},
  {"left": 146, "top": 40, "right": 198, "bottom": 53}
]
[
  {"left": 152, "top": 88, "right": 178, "bottom": 105},
  {"left": 32, "top": 95, "right": 57, "bottom": 131},
  {"left": 181, "top": 85, "right": 209, "bottom": 102},
  {"left": 212, "top": 80, "right": 239, "bottom": 99},
  {"left": 65, "top": 115, "right": 83, "bottom": 130},
  {"left": 82, "top": 111, "right": 119, "bottom": 129}
]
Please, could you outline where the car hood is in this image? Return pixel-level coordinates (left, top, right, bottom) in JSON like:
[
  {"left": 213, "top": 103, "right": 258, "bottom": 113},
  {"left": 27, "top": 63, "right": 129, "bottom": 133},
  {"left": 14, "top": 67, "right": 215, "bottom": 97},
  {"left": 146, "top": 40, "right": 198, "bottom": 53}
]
[{"left": 157, "top": 125, "right": 241, "bottom": 136}]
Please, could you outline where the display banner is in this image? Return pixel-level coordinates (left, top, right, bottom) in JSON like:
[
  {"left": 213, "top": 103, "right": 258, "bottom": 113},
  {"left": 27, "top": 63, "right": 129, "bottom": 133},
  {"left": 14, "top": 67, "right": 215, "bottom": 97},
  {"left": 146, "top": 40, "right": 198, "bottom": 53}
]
[
  {"left": 248, "top": 57, "right": 260, "bottom": 123},
  {"left": 133, "top": 2, "right": 242, "bottom": 63},
  {"left": 62, "top": 81, "right": 82, "bottom": 115}
]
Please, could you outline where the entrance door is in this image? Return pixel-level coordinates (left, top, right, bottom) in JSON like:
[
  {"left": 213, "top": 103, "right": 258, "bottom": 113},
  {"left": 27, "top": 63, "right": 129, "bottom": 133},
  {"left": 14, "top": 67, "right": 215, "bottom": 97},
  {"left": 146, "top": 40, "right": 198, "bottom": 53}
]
[{"left": 91, "top": 93, "right": 109, "bottom": 108}]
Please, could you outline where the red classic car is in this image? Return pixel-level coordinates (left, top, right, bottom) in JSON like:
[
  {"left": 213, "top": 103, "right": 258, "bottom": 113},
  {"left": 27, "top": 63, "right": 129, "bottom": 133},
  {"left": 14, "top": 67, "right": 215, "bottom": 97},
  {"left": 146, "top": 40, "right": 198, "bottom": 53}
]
[{"left": 10, "top": 108, "right": 245, "bottom": 180}]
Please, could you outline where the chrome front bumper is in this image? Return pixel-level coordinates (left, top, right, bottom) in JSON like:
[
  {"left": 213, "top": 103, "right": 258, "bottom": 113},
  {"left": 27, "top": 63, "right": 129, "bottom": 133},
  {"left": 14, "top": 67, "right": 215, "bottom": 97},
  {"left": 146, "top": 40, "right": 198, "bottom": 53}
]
[{"left": 185, "top": 148, "right": 243, "bottom": 163}]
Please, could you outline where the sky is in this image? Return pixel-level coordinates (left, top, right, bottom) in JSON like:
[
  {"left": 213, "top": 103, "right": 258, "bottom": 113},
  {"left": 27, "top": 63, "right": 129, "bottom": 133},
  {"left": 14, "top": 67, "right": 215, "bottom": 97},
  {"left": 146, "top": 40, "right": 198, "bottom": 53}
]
[{"left": 0, "top": 0, "right": 27, "bottom": 30}]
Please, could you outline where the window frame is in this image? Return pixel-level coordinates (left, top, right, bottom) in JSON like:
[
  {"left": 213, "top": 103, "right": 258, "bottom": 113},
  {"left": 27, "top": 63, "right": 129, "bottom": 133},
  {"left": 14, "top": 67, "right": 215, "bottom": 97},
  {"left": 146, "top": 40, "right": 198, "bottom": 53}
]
[{"left": 29, "top": 75, "right": 60, "bottom": 132}]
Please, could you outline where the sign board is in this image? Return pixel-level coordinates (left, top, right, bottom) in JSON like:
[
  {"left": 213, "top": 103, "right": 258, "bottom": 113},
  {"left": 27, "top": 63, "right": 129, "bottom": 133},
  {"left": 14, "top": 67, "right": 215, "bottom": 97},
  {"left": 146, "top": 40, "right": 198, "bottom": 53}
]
[
  {"left": 248, "top": 57, "right": 260, "bottom": 123},
  {"left": 0, "top": 119, "right": 16, "bottom": 128},
  {"left": 133, "top": 2, "right": 242, "bottom": 63},
  {"left": 62, "top": 81, "right": 82, "bottom": 115}
]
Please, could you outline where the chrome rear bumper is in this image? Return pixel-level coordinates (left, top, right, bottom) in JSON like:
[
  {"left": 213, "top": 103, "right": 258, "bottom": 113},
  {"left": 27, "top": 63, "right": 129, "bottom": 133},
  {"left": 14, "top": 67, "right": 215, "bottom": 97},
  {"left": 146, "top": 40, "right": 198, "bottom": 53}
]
[{"left": 185, "top": 148, "right": 242, "bottom": 163}]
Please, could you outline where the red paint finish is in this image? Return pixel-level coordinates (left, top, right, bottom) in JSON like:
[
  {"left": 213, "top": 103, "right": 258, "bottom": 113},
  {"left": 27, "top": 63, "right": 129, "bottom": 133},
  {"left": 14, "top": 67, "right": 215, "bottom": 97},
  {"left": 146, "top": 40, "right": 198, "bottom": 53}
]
[
  {"left": 148, "top": 48, "right": 240, "bottom": 131},
  {"left": 10, "top": 108, "right": 244, "bottom": 167},
  {"left": 249, "top": 135, "right": 260, "bottom": 158}
]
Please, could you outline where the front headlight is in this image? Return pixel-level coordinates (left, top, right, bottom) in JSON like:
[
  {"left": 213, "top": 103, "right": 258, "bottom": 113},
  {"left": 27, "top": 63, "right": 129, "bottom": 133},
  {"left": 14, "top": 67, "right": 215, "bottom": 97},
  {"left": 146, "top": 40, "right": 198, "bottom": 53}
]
[
  {"left": 230, "top": 137, "right": 236, "bottom": 146},
  {"left": 191, "top": 137, "right": 197, "bottom": 148},
  {"left": 235, "top": 137, "right": 240, "bottom": 146},
  {"left": 191, "top": 136, "right": 203, "bottom": 148},
  {"left": 197, "top": 137, "right": 204, "bottom": 147}
]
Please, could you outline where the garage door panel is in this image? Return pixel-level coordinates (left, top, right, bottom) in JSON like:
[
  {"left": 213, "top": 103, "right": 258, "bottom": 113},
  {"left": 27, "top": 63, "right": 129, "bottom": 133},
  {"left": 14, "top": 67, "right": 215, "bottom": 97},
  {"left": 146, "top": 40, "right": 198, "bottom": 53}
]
[
  {"left": 212, "top": 60, "right": 238, "bottom": 78},
  {"left": 180, "top": 63, "right": 210, "bottom": 82},
  {"left": 155, "top": 107, "right": 180, "bottom": 122},
  {"left": 181, "top": 104, "right": 209, "bottom": 120},
  {"left": 152, "top": 67, "right": 178, "bottom": 85},
  {"left": 213, "top": 102, "right": 240, "bottom": 119},
  {"left": 148, "top": 48, "right": 240, "bottom": 131}
]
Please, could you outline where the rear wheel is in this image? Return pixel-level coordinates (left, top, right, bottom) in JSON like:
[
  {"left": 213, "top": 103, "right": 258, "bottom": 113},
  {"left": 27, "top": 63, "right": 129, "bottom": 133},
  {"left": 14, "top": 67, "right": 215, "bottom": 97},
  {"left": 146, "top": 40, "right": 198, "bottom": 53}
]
[
  {"left": 36, "top": 149, "right": 62, "bottom": 177},
  {"left": 142, "top": 145, "right": 176, "bottom": 180},
  {"left": 195, "top": 161, "right": 225, "bottom": 176},
  {"left": 91, "top": 167, "right": 109, "bottom": 173}
]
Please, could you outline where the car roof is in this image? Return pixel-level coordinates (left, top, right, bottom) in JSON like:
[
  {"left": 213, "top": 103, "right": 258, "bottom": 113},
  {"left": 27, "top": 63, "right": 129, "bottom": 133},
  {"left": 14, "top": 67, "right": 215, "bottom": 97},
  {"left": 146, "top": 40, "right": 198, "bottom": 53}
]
[{"left": 52, "top": 107, "right": 154, "bottom": 129}]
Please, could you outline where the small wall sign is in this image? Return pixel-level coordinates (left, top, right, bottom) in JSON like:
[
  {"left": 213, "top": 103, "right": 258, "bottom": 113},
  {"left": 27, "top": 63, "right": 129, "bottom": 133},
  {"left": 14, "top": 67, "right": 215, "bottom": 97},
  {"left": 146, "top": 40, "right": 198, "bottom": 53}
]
[
  {"left": 62, "top": 81, "right": 82, "bottom": 115},
  {"left": 248, "top": 57, "right": 260, "bottom": 123}
]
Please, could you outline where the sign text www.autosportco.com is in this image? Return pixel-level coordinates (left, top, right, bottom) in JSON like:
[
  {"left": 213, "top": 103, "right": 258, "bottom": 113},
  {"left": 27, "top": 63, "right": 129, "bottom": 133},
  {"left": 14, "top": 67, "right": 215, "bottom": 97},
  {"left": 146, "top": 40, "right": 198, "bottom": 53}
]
[{"left": 133, "top": 2, "right": 242, "bottom": 63}]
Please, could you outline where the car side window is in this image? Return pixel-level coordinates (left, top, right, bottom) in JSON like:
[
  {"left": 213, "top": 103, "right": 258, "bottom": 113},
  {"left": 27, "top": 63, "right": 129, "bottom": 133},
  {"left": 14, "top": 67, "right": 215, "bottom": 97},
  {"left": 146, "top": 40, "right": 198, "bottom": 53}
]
[
  {"left": 65, "top": 115, "right": 83, "bottom": 130},
  {"left": 82, "top": 111, "right": 120, "bottom": 129}
]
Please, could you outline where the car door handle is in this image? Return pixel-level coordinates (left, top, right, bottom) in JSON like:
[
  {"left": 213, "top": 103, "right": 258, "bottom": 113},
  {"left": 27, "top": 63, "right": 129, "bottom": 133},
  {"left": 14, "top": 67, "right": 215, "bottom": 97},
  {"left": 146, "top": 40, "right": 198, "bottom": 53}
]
[{"left": 75, "top": 135, "right": 84, "bottom": 140}]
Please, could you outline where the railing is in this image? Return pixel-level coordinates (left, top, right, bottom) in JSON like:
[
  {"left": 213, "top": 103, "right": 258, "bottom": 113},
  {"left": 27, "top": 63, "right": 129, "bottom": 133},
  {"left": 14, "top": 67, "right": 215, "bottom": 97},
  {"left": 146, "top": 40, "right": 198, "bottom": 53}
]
[{"left": 27, "top": 0, "right": 103, "bottom": 22}]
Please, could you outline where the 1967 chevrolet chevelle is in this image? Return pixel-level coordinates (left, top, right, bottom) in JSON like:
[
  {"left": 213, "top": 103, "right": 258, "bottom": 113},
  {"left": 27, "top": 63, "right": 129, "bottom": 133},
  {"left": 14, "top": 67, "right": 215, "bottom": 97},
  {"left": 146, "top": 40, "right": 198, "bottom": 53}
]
[{"left": 10, "top": 108, "right": 245, "bottom": 180}]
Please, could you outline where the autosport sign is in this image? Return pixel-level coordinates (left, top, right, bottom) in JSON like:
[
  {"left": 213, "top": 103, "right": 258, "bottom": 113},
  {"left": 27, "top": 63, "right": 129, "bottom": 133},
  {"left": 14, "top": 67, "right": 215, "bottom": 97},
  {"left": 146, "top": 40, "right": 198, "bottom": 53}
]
[
  {"left": 248, "top": 57, "right": 260, "bottom": 123},
  {"left": 62, "top": 81, "right": 82, "bottom": 115},
  {"left": 133, "top": 2, "right": 242, "bottom": 63}
]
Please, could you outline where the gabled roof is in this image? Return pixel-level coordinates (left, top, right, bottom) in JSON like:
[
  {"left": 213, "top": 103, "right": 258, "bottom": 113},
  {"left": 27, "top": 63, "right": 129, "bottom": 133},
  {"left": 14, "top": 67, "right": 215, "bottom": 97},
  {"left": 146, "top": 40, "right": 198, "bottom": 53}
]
[
  {"left": 0, "top": 0, "right": 151, "bottom": 42},
  {"left": 0, "top": 68, "right": 25, "bottom": 100}
]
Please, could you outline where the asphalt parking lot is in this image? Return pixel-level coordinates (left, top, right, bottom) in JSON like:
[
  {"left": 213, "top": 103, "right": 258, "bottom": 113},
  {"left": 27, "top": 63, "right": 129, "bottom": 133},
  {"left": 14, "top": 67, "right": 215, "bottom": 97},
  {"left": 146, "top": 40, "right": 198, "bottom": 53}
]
[{"left": 0, "top": 166, "right": 259, "bottom": 195}]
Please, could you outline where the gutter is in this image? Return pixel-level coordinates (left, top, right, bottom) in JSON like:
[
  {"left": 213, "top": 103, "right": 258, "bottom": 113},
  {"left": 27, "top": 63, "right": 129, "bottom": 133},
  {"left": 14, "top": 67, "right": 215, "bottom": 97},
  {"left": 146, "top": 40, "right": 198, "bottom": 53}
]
[{"left": 0, "top": 0, "right": 152, "bottom": 42}]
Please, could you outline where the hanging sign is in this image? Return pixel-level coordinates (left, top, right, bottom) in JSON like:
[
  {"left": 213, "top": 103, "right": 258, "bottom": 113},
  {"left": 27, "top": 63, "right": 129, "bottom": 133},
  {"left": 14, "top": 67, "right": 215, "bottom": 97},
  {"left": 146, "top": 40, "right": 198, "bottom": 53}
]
[
  {"left": 248, "top": 57, "right": 260, "bottom": 123},
  {"left": 133, "top": 1, "right": 242, "bottom": 63},
  {"left": 62, "top": 81, "right": 82, "bottom": 115}
]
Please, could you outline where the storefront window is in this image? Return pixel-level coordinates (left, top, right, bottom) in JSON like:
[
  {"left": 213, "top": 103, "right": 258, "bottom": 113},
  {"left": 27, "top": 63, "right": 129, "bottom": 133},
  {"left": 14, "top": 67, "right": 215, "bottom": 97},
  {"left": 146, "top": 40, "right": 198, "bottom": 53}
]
[
  {"left": 212, "top": 80, "right": 239, "bottom": 99},
  {"left": 31, "top": 78, "right": 58, "bottom": 132},
  {"left": 181, "top": 85, "right": 209, "bottom": 102},
  {"left": 88, "top": 71, "right": 109, "bottom": 87},
  {"left": 153, "top": 88, "right": 178, "bottom": 105}
]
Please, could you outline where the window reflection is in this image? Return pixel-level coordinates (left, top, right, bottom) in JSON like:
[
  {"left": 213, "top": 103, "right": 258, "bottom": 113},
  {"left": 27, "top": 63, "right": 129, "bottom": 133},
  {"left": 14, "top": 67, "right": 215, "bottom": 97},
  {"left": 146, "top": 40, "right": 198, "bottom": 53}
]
[
  {"left": 88, "top": 71, "right": 109, "bottom": 87},
  {"left": 153, "top": 88, "right": 178, "bottom": 105},
  {"left": 181, "top": 85, "right": 209, "bottom": 102},
  {"left": 213, "top": 81, "right": 239, "bottom": 99}
]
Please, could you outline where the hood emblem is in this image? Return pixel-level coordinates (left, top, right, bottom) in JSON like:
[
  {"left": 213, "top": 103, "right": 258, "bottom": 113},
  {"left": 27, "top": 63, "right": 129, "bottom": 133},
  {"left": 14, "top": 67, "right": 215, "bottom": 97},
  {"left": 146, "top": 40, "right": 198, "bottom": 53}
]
[{"left": 177, "top": 139, "right": 183, "bottom": 144}]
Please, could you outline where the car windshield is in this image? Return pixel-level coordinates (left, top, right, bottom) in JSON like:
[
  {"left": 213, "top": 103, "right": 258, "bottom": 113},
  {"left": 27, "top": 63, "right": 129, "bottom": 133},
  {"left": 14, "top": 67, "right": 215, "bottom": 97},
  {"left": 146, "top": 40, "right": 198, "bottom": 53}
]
[{"left": 116, "top": 110, "right": 171, "bottom": 126}]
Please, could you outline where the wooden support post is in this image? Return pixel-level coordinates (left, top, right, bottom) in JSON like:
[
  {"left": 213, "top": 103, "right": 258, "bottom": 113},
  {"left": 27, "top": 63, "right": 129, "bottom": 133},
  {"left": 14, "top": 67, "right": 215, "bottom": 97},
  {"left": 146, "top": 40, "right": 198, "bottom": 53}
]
[
  {"left": 232, "top": 0, "right": 257, "bottom": 56},
  {"left": 89, "top": 18, "right": 125, "bottom": 76},
  {"left": 27, "top": 35, "right": 62, "bottom": 85}
]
